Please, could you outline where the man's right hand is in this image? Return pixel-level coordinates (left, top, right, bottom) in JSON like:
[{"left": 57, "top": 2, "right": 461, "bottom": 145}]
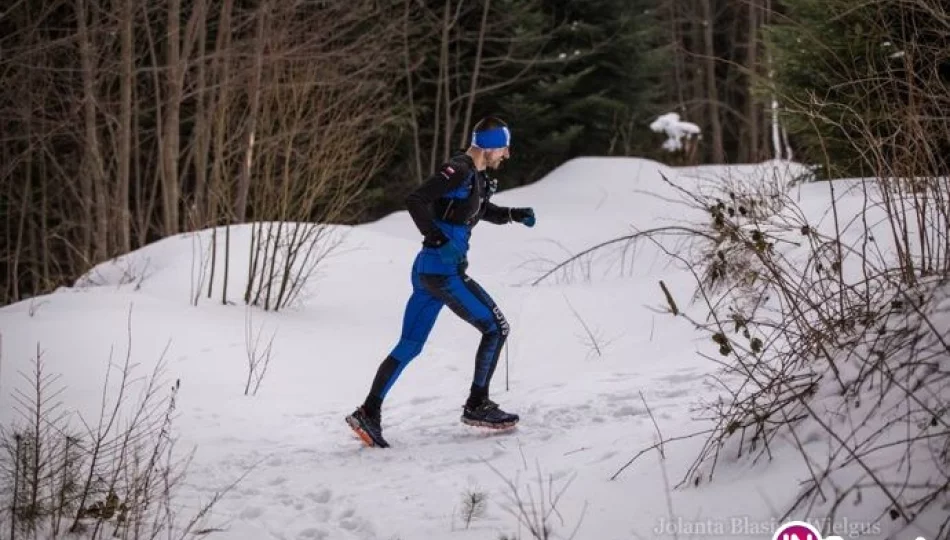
[{"left": 437, "top": 241, "right": 464, "bottom": 265}]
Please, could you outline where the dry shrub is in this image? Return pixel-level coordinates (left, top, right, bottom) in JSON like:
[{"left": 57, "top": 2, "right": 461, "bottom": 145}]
[{"left": 0, "top": 311, "right": 240, "bottom": 539}]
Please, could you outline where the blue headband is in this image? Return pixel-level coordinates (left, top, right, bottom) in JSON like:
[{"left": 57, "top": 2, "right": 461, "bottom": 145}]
[{"left": 472, "top": 126, "right": 510, "bottom": 149}]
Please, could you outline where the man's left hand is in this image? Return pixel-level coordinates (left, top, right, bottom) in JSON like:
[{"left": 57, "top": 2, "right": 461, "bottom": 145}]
[{"left": 510, "top": 207, "right": 535, "bottom": 227}]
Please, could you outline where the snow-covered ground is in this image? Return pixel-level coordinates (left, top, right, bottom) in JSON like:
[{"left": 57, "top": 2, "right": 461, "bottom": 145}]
[{"left": 1, "top": 158, "right": 945, "bottom": 540}]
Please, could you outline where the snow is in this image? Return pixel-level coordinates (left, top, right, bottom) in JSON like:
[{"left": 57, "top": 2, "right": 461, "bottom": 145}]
[
  {"left": 2, "top": 158, "right": 947, "bottom": 540},
  {"left": 650, "top": 113, "right": 701, "bottom": 152}
]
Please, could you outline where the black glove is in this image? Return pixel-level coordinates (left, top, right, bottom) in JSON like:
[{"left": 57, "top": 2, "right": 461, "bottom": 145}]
[{"left": 509, "top": 207, "right": 535, "bottom": 227}]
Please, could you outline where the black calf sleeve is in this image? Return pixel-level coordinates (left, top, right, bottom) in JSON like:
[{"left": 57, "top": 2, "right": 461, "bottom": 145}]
[{"left": 365, "top": 355, "right": 400, "bottom": 415}]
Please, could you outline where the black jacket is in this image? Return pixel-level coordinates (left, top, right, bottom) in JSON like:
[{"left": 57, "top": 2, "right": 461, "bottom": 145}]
[{"left": 405, "top": 153, "right": 512, "bottom": 248}]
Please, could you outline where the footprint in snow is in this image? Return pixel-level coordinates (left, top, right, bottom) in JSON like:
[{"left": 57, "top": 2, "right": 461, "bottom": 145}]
[
  {"left": 298, "top": 527, "right": 328, "bottom": 540},
  {"left": 310, "top": 507, "right": 332, "bottom": 522},
  {"left": 657, "top": 387, "right": 690, "bottom": 399},
  {"left": 409, "top": 395, "right": 439, "bottom": 405},
  {"left": 239, "top": 506, "right": 264, "bottom": 519},
  {"left": 604, "top": 392, "right": 640, "bottom": 403},
  {"left": 339, "top": 513, "right": 375, "bottom": 536},
  {"left": 613, "top": 405, "right": 647, "bottom": 418},
  {"left": 540, "top": 409, "right": 566, "bottom": 427},
  {"left": 657, "top": 369, "right": 703, "bottom": 385},
  {"left": 307, "top": 488, "right": 332, "bottom": 504}
]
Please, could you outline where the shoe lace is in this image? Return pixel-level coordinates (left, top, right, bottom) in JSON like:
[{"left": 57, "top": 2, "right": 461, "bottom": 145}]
[
  {"left": 480, "top": 399, "right": 499, "bottom": 411},
  {"left": 360, "top": 406, "right": 381, "bottom": 425}
]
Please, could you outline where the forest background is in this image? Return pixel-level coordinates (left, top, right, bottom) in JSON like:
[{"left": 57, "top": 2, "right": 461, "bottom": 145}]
[{"left": 1, "top": 0, "right": 947, "bottom": 306}]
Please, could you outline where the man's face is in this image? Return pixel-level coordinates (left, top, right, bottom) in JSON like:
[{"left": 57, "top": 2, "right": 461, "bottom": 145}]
[{"left": 486, "top": 147, "right": 510, "bottom": 170}]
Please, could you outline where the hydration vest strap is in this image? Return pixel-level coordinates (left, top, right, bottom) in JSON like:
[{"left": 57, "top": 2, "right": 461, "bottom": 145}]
[{"left": 435, "top": 198, "right": 473, "bottom": 225}]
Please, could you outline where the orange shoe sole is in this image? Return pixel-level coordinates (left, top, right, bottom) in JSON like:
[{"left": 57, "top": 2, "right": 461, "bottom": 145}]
[
  {"left": 346, "top": 415, "right": 383, "bottom": 447},
  {"left": 461, "top": 417, "right": 519, "bottom": 430}
]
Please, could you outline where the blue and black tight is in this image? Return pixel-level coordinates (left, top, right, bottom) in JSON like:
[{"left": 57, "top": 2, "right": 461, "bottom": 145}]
[{"left": 363, "top": 270, "right": 509, "bottom": 416}]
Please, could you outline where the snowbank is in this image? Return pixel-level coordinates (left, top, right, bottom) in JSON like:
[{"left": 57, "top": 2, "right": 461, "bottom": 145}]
[{"left": 1, "top": 157, "right": 945, "bottom": 540}]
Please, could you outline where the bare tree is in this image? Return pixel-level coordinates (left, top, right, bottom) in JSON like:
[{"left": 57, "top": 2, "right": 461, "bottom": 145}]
[
  {"left": 76, "top": 0, "right": 107, "bottom": 262},
  {"left": 3, "top": 0, "right": 562, "bottom": 307},
  {"left": 458, "top": 0, "right": 492, "bottom": 147},
  {"left": 407, "top": 0, "right": 558, "bottom": 177},
  {"left": 205, "top": 0, "right": 236, "bottom": 302},
  {"left": 116, "top": 0, "right": 134, "bottom": 254},
  {"left": 234, "top": 1, "right": 267, "bottom": 224},
  {"left": 701, "top": 0, "right": 725, "bottom": 163},
  {"left": 160, "top": 0, "right": 182, "bottom": 236},
  {"left": 243, "top": 4, "right": 400, "bottom": 310},
  {"left": 744, "top": 0, "right": 761, "bottom": 162},
  {"left": 399, "top": 0, "right": 427, "bottom": 183}
]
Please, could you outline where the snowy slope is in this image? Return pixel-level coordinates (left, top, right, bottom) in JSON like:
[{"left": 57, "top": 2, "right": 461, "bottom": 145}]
[{"left": 0, "top": 158, "right": 943, "bottom": 540}]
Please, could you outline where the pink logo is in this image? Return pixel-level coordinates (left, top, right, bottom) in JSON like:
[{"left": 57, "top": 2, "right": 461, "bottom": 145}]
[{"left": 772, "top": 521, "right": 839, "bottom": 540}]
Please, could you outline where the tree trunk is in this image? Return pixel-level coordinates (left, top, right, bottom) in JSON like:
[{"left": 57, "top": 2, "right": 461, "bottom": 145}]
[
  {"left": 235, "top": 1, "right": 267, "bottom": 223},
  {"left": 403, "top": 0, "right": 422, "bottom": 183},
  {"left": 134, "top": 73, "right": 149, "bottom": 247},
  {"left": 210, "top": 0, "right": 233, "bottom": 224},
  {"left": 13, "top": 129, "right": 32, "bottom": 301},
  {"left": 117, "top": 0, "right": 133, "bottom": 253},
  {"left": 428, "top": 0, "right": 451, "bottom": 171},
  {"left": 744, "top": 0, "right": 760, "bottom": 162},
  {"left": 163, "top": 0, "right": 182, "bottom": 235},
  {"left": 191, "top": 0, "right": 210, "bottom": 228},
  {"left": 40, "top": 155, "right": 50, "bottom": 288},
  {"left": 442, "top": 10, "right": 454, "bottom": 162},
  {"left": 669, "top": 0, "right": 686, "bottom": 110},
  {"left": 701, "top": 0, "right": 725, "bottom": 163},
  {"left": 208, "top": 0, "right": 233, "bottom": 299},
  {"left": 691, "top": 8, "right": 706, "bottom": 158},
  {"left": 764, "top": 0, "right": 782, "bottom": 160},
  {"left": 76, "top": 0, "right": 105, "bottom": 261},
  {"left": 459, "top": 0, "right": 491, "bottom": 148}
]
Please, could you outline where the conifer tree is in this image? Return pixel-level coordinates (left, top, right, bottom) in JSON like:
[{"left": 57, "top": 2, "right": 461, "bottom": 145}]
[{"left": 764, "top": 0, "right": 950, "bottom": 178}]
